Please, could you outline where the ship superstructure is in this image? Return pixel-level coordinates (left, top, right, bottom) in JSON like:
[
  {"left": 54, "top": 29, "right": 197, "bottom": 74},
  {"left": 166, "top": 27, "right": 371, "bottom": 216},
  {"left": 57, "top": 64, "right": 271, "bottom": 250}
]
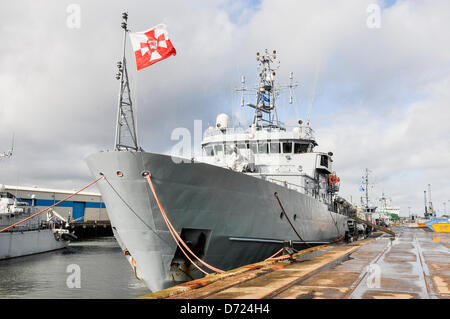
[{"left": 198, "top": 50, "right": 338, "bottom": 205}]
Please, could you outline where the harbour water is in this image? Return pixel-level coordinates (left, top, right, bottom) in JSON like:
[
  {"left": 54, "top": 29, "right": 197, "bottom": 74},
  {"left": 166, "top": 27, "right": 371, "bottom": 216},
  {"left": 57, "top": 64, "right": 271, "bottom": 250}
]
[{"left": 0, "top": 237, "right": 150, "bottom": 299}]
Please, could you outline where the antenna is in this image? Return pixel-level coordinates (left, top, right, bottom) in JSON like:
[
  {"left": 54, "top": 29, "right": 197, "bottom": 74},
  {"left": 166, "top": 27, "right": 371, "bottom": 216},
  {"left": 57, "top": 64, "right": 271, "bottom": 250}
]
[
  {"left": 306, "top": 59, "right": 322, "bottom": 124},
  {"left": 114, "top": 12, "right": 141, "bottom": 151},
  {"left": 236, "top": 76, "right": 246, "bottom": 107},
  {"left": 236, "top": 50, "right": 299, "bottom": 130},
  {"left": 424, "top": 190, "right": 428, "bottom": 218},
  {"left": 361, "top": 168, "right": 372, "bottom": 211},
  {"left": 288, "top": 72, "right": 298, "bottom": 104},
  {"left": 427, "top": 184, "right": 435, "bottom": 217},
  {"left": 279, "top": 71, "right": 299, "bottom": 104},
  {"left": 0, "top": 133, "right": 14, "bottom": 159}
]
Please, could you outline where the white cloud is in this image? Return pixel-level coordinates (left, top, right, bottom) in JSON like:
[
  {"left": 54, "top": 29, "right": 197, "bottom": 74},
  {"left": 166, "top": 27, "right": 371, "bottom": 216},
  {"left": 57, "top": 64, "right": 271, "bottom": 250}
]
[{"left": 0, "top": 0, "right": 449, "bottom": 216}]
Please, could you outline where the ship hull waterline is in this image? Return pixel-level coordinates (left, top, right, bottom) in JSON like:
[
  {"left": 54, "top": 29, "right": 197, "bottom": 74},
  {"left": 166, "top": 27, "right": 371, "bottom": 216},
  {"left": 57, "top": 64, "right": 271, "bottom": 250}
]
[
  {"left": 0, "top": 229, "right": 68, "bottom": 260},
  {"left": 86, "top": 150, "right": 348, "bottom": 292}
]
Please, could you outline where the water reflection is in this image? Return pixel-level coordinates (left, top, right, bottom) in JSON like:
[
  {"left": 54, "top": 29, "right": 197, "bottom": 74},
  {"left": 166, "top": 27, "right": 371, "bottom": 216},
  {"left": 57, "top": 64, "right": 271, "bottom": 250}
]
[{"left": 0, "top": 237, "right": 149, "bottom": 299}]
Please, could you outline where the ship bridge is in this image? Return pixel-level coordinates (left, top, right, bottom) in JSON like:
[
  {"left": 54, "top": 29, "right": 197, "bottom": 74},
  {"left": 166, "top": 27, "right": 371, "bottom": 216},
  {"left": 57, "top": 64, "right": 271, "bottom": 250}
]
[{"left": 197, "top": 49, "right": 338, "bottom": 204}]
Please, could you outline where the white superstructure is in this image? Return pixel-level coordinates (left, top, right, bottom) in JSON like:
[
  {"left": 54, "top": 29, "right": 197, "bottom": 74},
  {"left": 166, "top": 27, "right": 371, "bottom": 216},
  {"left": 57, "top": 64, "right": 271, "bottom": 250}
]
[{"left": 197, "top": 50, "right": 339, "bottom": 205}]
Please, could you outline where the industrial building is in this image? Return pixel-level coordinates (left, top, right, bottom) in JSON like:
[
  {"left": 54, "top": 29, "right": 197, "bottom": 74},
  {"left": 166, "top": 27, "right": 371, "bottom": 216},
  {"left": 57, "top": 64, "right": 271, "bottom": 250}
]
[{"left": 3, "top": 184, "right": 108, "bottom": 224}]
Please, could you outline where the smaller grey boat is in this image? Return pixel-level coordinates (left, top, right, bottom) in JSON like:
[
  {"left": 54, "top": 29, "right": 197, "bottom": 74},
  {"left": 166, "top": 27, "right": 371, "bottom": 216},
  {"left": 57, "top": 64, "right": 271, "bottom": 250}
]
[{"left": 0, "top": 185, "right": 72, "bottom": 260}]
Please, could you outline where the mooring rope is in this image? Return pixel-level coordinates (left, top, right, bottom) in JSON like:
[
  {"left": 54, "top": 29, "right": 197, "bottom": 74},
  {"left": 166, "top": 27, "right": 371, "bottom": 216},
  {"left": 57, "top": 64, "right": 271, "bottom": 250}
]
[
  {"left": 144, "top": 173, "right": 224, "bottom": 274},
  {"left": 0, "top": 175, "right": 104, "bottom": 233},
  {"left": 265, "top": 248, "right": 284, "bottom": 260},
  {"left": 274, "top": 192, "right": 311, "bottom": 248}
]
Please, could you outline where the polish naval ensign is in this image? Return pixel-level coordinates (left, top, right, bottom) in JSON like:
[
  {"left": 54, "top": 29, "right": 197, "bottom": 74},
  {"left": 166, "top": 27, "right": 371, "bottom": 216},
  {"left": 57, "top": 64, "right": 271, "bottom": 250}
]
[{"left": 129, "top": 23, "right": 176, "bottom": 70}]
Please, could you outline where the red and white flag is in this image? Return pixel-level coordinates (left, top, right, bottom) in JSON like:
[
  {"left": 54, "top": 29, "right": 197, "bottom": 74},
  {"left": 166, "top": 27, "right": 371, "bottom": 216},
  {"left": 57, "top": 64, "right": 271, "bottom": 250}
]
[{"left": 129, "top": 24, "right": 176, "bottom": 71}]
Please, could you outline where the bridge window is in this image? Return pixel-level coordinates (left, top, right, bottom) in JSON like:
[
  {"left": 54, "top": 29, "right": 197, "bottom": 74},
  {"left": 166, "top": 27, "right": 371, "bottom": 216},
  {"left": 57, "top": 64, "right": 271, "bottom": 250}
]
[
  {"left": 204, "top": 145, "right": 214, "bottom": 156},
  {"left": 282, "top": 142, "right": 292, "bottom": 153},
  {"left": 258, "top": 142, "right": 268, "bottom": 154},
  {"left": 320, "top": 155, "right": 328, "bottom": 167},
  {"left": 213, "top": 144, "right": 223, "bottom": 155},
  {"left": 225, "top": 144, "right": 234, "bottom": 155},
  {"left": 236, "top": 143, "right": 247, "bottom": 150},
  {"left": 294, "top": 143, "right": 308, "bottom": 154},
  {"left": 270, "top": 142, "right": 280, "bottom": 153},
  {"left": 249, "top": 142, "right": 257, "bottom": 154}
]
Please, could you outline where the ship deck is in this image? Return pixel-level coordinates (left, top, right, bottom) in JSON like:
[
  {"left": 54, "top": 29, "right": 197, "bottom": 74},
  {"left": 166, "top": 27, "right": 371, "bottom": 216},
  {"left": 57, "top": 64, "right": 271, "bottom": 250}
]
[{"left": 138, "top": 227, "right": 449, "bottom": 299}]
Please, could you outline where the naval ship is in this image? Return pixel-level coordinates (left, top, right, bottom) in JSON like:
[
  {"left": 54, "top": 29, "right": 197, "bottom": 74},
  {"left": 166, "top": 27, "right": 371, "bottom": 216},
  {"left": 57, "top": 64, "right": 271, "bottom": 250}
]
[
  {"left": 85, "top": 15, "right": 353, "bottom": 293},
  {"left": 0, "top": 185, "right": 73, "bottom": 260},
  {"left": 0, "top": 142, "right": 74, "bottom": 259}
]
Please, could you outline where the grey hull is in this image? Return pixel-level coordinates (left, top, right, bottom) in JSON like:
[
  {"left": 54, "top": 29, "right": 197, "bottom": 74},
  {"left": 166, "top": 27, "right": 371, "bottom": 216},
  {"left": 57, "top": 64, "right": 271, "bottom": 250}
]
[
  {"left": 86, "top": 151, "right": 348, "bottom": 292},
  {"left": 0, "top": 229, "right": 68, "bottom": 260}
]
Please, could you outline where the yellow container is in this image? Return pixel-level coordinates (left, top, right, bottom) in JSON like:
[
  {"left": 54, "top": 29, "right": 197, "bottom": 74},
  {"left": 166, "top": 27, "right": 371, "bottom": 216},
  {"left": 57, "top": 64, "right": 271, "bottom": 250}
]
[{"left": 432, "top": 223, "right": 450, "bottom": 233}]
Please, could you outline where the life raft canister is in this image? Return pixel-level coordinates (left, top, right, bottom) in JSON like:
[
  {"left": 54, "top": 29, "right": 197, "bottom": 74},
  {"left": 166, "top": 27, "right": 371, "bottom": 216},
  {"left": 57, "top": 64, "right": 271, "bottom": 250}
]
[{"left": 329, "top": 175, "right": 338, "bottom": 184}]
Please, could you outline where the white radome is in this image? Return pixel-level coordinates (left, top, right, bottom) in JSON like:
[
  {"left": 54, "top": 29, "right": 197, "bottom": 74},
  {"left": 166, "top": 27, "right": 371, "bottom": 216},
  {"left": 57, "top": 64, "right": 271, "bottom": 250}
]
[{"left": 216, "top": 113, "right": 230, "bottom": 130}]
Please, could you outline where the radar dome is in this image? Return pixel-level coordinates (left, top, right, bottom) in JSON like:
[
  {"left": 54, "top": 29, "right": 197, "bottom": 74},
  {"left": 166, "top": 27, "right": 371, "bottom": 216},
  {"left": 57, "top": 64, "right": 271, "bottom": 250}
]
[{"left": 216, "top": 113, "right": 230, "bottom": 131}]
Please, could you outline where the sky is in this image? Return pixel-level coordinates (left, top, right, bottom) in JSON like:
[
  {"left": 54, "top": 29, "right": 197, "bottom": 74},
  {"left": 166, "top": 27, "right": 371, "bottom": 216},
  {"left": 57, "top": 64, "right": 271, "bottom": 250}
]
[{"left": 0, "top": 0, "right": 449, "bottom": 217}]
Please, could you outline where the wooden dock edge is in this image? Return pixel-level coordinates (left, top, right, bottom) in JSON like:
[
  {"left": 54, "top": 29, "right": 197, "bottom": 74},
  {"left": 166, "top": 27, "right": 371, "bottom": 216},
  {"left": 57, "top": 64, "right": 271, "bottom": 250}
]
[{"left": 138, "top": 233, "right": 384, "bottom": 299}]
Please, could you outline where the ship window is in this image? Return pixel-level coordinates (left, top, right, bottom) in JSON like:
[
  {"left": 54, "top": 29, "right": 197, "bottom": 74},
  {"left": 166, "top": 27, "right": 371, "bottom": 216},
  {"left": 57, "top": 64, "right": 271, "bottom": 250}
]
[
  {"left": 204, "top": 145, "right": 214, "bottom": 156},
  {"left": 249, "top": 142, "right": 257, "bottom": 154},
  {"left": 213, "top": 144, "right": 223, "bottom": 155},
  {"left": 282, "top": 142, "right": 292, "bottom": 153},
  {"left": 294, "top": 143, "right": 308, "bottom": 154},
  {"left": 224, "top": 144, "right": 234, "bottom": 155},
  {"left": 258, "top": 142, "right": 268, "bottom": 154},
  {"left": 320, "top": 155, "right": 328, "bottom": 167},
  {"left": 236, "top": 143, "right": 246, "bottom": 150},
  {"left": 270, "top": 142, "right": 280, "bottom": 154}
]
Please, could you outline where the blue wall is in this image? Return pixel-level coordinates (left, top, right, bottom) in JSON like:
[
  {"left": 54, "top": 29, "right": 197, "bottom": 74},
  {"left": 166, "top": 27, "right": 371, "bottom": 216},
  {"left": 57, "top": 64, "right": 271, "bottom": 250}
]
[
  {"left": 17, "top": 198, "right": 106, "bottom": 223},
  {"left": 17, "top": 198, "right": 105, "bottom": 209}
]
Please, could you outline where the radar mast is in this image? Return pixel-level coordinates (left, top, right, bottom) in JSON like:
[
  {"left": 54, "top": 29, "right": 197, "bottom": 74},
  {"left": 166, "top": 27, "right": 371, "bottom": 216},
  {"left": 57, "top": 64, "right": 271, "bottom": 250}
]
[{"left": 237, "top": 49, "right": 297, "bottom": 130}]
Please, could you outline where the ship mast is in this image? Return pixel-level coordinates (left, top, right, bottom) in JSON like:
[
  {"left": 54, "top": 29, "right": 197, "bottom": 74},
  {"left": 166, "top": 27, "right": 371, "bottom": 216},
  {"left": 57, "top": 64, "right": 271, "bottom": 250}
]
[
  {"left": 114, "top": 12, "right": 140, "bottom": 151},
  {"left": 237, "top": 49, "right": 297, "bottom": 130},
  {"left": 424, "top": 190, "right": 428, "bottom": 218},
  {"left": 427, "top": 184, "right": 435, "bottom": 218},
  {"left": 362, "top": 168, "right": 371, "bottom": 211}
]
